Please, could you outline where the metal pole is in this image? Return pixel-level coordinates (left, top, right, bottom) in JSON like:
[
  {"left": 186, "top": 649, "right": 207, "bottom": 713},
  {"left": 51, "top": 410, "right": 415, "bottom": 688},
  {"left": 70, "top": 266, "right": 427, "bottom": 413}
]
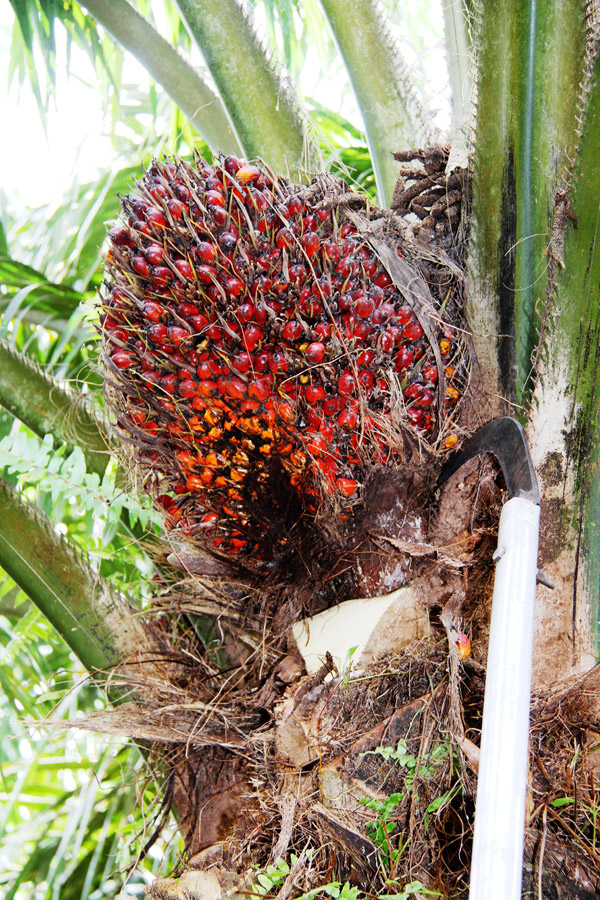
[{"left": 468, "top": 495, "right": 540, "bottom": 899}]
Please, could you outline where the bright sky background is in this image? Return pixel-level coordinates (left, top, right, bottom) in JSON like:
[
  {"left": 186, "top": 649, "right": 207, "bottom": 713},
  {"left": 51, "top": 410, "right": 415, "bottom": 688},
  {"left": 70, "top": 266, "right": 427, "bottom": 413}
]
[
  {"left": 0, "top": 8, "right": 125, "bottom": 209},
  {"left": 0, "top": 2, "right": 450, "bottom": 214}
]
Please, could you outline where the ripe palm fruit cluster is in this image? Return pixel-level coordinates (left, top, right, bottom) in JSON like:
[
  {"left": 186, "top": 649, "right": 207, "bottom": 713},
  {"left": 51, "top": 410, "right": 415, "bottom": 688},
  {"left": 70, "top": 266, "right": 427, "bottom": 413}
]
[{"left": 101, "top": 155, "right": 465, "bottom": 565}]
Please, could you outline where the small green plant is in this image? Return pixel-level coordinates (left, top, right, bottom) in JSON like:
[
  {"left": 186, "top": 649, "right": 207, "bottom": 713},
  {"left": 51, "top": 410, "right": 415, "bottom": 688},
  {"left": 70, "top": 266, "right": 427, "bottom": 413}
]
[
  {"left": 251, "top": 854, "right": 360, "bottom": 900},
  {"left": 341, "top": 644, "right": 359, "bottom": 689},
  {"left": 250, "top": 854, "right": 438, "bottom": 900},
  {"left": 252, "top": 856, "right": 295, "bottom": 895},
  {"left": 360, "top": 792, "right": 406, "bottom": 877},
  {"left": 550, "top": 794, "right": 600, "bottom": 850},
  {"left": 423, "top": 781, "right": 462, "bottom": 835},
  {"left": 379, "top": 880, "right": 442, "bottom": 899},
  {"left": 359, "top": 739, "right": 460, "bottom": 877},
  {"left": 362, "top": 738, "right": 451, "bottom": 790}
]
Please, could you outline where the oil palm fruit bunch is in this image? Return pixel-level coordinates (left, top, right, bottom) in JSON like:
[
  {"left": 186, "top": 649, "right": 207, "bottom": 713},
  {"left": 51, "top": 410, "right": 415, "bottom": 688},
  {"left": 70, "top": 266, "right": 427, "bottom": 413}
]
[{"left": 101, "top": 155, "right": 466, "bottom": 569}]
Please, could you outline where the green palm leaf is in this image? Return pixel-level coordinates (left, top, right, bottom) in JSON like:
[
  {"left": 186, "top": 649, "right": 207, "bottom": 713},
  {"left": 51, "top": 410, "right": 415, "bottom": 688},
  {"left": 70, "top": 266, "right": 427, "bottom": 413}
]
[{"left": 175, "top": 0, "right": 319, "bottom": 174}]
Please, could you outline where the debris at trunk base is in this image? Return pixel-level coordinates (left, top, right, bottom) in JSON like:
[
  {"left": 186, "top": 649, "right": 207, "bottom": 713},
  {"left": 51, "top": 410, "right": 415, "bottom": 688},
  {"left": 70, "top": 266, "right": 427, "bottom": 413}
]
[
  {"left": 131, "top": 651, "right": 600, "bottom": 900},
  {"left": 146, "top": 868, "right": 249, "bottom": 900},
  {"left": 229, "top": 640, "right": 479, "bottom": 898}
]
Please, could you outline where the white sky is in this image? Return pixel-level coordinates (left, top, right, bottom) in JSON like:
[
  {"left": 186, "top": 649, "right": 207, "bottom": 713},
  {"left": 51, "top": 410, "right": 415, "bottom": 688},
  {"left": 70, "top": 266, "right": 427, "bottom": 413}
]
[
  {"left": 1, "top": 9, "right": 125, "bottom": 209},
  {"left": 0, "top": 3, "right": 450, "bottom": 213}
]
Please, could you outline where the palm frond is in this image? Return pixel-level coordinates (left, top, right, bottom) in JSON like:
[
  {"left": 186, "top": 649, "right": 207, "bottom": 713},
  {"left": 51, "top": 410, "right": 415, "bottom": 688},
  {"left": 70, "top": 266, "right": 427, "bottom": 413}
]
[
  {"left": 175, "top": 0, "right": 319, "bottom": 175},
  {"left": 81, "top": 0, "right": 242, "bottom": 154},
  {"left": 0, "top": 340, "right": 109, "bottom": 478},
  {"left": 318, "top": 0, "right": 433, "bottom": 205},
  {"left": 0, "top": 256, "right": 85, "bottom": 328},
  {"left": 0, "top": 476, "right": 140, "bottom": 674}
]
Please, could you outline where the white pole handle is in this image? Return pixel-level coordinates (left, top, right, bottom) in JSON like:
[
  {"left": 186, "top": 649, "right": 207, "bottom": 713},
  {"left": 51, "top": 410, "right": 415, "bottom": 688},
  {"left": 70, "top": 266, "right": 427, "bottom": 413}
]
[{"left": 469, "top": 495, "right": 540, "bottom": 900}]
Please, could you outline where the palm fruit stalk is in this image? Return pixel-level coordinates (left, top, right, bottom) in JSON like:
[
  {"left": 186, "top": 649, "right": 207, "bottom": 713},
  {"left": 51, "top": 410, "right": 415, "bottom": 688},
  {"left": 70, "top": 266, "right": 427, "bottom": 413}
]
[{"left": 101, "top": 155, "right": 467, "bottom": 574}]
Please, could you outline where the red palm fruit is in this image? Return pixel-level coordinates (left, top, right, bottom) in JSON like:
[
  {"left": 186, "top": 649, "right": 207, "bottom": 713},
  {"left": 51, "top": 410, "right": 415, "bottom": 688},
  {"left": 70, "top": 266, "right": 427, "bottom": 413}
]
[
  {"left": 373, "top": 303, "right": 393, "bottom": 325},
  {"left": 283, "top": 320, "right": 303, "bottom": 342},
  {"left": 312, "top": 278, "right": 330, "bottom": 298},
  {"left": 148, "top": 323, "right": 168, "bottom": 343},
  {"left": 236, "top": 303, "right": 254, "bottom": 323},
  {"left": 248, "top": 378, "right": 270, "bottom": 401},
  {"left": 102, "top": 154, "right": 465, "bottom": 565},
  {"left": 323, "top": 397, "right": 340, "bottom": 416},
  {"left": 278, "top": 401, "right": 296, "bottom": 423},
  {"left": 276, "top": 228, "right": 294, "bottom": 249},
  {"left": 197, "top": 241, "right": 215, "bottom": 262},
  {"left": 423, "top": 363, "right": 438, "bottom": 382},
  {"left": 358, "top": 369, "right": 375, "bottom": 391},
  {"left": 243, "top": 325, "right": 263, "bottom": 351},
  {"left": 226, "top": 378, "right": 246, "bottom": 400},
  {"left": 226, "top": 277, "right": 244, "bottom": 297},
  {"left": 167, "top": 199, "right": 185, "bottom": 218},
  {"left": 145, "top": 244, "right": 163, "bottom": 265},
  {"left": 338, "top": 408, "right": 357, "bottom": 430},
  {"left": 253, "top": 303, "right": 268, "bottom": 325},
  {"left": 301, "top": 232, "right": 320, "bottom": 257},
  {"left": 233, "top": 352, "right": 252, "bottom": 373},
  {"left": 269, "top": 350, "right": 289, "bottom": 373},
  {"left": 357, "top": 349, "right": 375, "bottom": 366},
  {"left": 354, "top": 321, "right": 372, "bottom": 340},
  {"left": 338, "top": 373, "right": 356, "bottom": 395},
  {"left": 355, "top": 295, "right": 375, "bottom": 318},
  {"left": 236, "top": 164, "right": 261, "bottom": 183},
  {"left": 109, "top": 226, "right": 133, "bottom": 247},
  {"left": 190, "top": 314, "right": 209, "bottom": 332},
  {"left": 131, "top": 256, "right": 149, "bottom": 277},
  {"left": 337, "top": 477, "right": 359, "bottom": 497},
  {"left": 314, "top": 322, "right": 331, "bottom": 338},
  {"left": 319, "top": 421, "right": 335, "bottom": 441},
  {"left": 169, "top": 326, "right": 190, "bottom": 345},
  {"left": 211, "top": 206, "right": 227, "bottom": 226},
  {"left": 253, "top": 350, "right": 270, "bottom": 372},
  {"left": 197, "top": 265, "right": 218, "bottom": 284},
  {"left": 205, "top": 324, "right": 223, "bottom": 341},
  {"left": 111, "top": 349, "right": 136, "bottom": 369},
  {"left": 289, "top": 264, "right": 307, "bottom": 285},
  {"left": 308, "top": 408, "right": 323, "bottom": 428},
  {"left": 404, "top": 382, "right": 423, "bottom": 398},
  {"left": 306, "top": 434, "right": 327, "bottom": 457},
  {"left": 322, "top": 239, "right": 340, "bottom": 264},
  {"left": 146, "top": 207, "right": 166, "bottom": 227},
  {"left": 186, "top": 474, "right": 204, "bottom": 492},
  {"left": 404, "top": 320, "right": 424, "bottom": 341},
  {"left": 416, "top": 388, "right": 435, "bottom": 407},
  {"left": 206, "top": 190, "right": 225, "bottom": 208},
  {"left": 305, "top": 342, "right": 325, "bottom": 365},
  {"left": 179, "top": 379, "right": 197, "bottom": 398},
  {"left": 304, "top": 383, "right": 325, "bottom": 403},
  {"left": 394, "top": 346, "right": 414, "bottom": 371},
  {"left": 151, "top": 266, "right": 173, "bottom": 287},
  {"left": 175, "top": 259, "right": 194, "bottom": 280},
  {"left": 198, "top": 380, "right": 217, "bottom": 397},
  {"left": 161, "top": 374, "right": 177, "bottom": 394},
  {"left": 396, "top": 305, "right": 413, "bottom": 325}
]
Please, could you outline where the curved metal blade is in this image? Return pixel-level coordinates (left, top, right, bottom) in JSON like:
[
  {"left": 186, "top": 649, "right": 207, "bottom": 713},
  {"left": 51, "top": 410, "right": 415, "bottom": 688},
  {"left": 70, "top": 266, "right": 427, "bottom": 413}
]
[{"left": 438, "top": 417, "right": 540, "bottom": 505}]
